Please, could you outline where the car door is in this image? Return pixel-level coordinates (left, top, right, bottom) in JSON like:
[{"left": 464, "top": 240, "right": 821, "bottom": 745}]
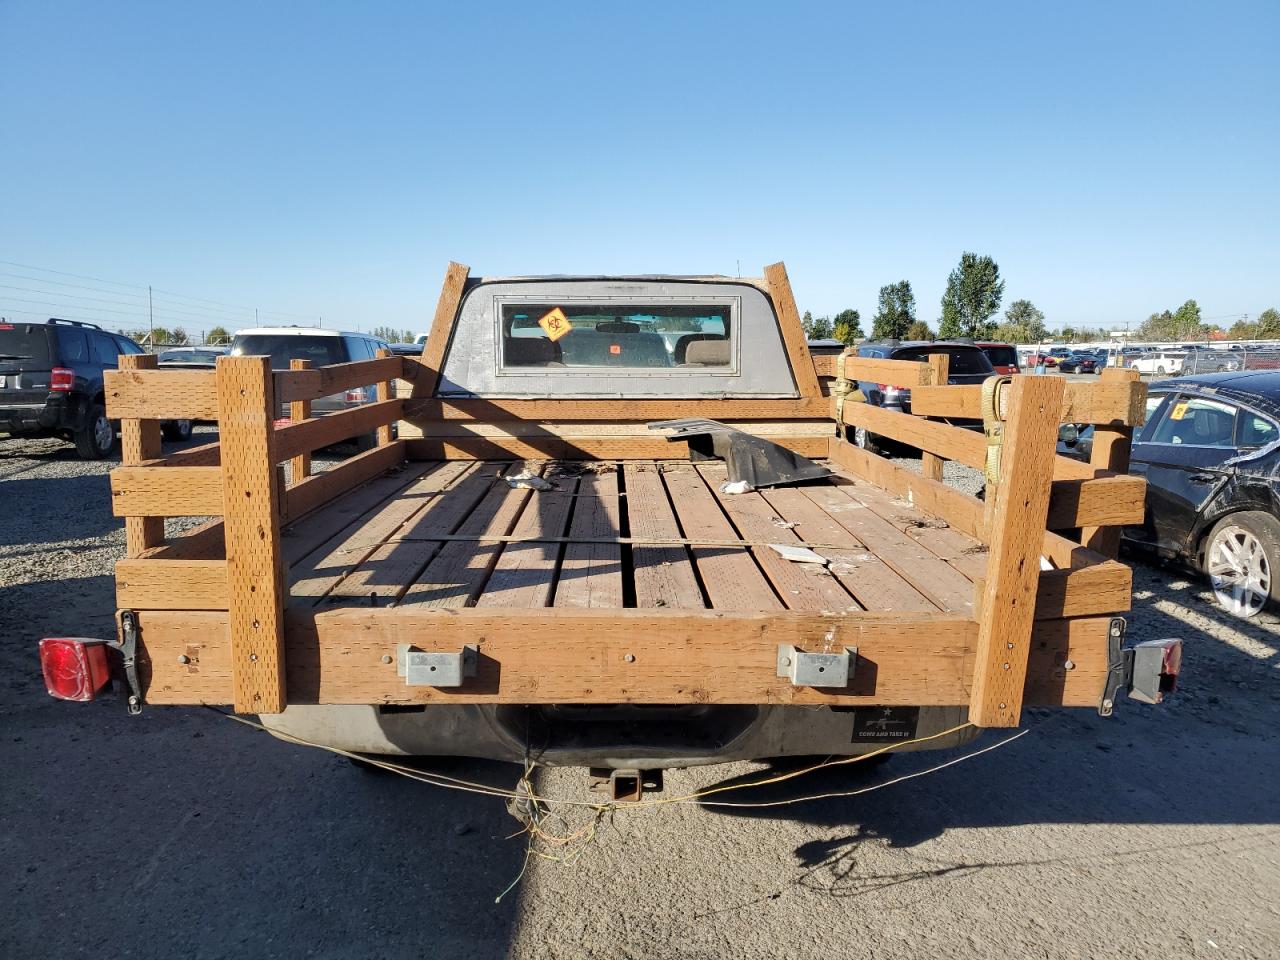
[{"left": 1130, "top": 392, "right": 1240, "bottom": 554}]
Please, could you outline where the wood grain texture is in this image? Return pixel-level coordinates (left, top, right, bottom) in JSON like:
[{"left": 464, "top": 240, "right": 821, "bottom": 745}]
[
  {"left": 133, "top": 608, "right": 1109, "bottom": 707},
  {"left": 105, "top": 368, "right": 219, "bottom": 420},
  {"left": 274, "top": 400, "right": 404, "bottom": 463},
  {"left": 404, "top": 435, "right": 828, "bottom": 461},
  {"left": 402, "top": 395, "right": 831, "bottom": 421},
  {"left": 375, "top": 348, "right": 395, "bottom": 446},
  {"left": 969, "top": 374, "right": 1065, "bottom": 727},
  {"left": 475, "top": 472, "right": 579, "bottom": 608},
  {"left": 282, "top": 441, "right": 407, "bottom": 522},
  {"left": 110, "top": 466, "right": 224, "bottom": 517},
  {"left": 216, "top": 355, "right": 287, "bottom": 713},
  {"left": 271, "top": 356, "right": 404, "bottom": 404},
  {"left": 624, "top": 462, "right": 706, "bottom": 610},
  {"left": 288, "top": 359, "right": 313, "bottom": 481},
  {"left": 839, "top": 357, "right": 931, "bottom": 388},
  {"left": 1082, "top": 367, "right": 1141, "bottom": 555},
  {"left": 147, "top": 440, "right": 221, "bottom": 468},
  {"left": 911, "top": 378, "right": 1149, "bottom": 426},
  {"left": 762, "top": 261, "right": 822, "bottom": 399},
  {"left": 554, "top": 469, "right": 624, "bottom": 609},
  {"left": 118, "top": 353, "right": 164, "bottom": 554},
  {"left": 411, "top": 261, "right": 470, "bottom": 399},
  {"left": 921, "top": 353, "right": 950, "bottom": 482},
  {"left": 117, "top": 559, "right": 228, "bottom": 609}
]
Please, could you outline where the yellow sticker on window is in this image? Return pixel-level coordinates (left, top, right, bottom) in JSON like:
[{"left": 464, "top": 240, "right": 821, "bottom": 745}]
[
  {"left": 1170, "top": 401, "right": 1189, "bottom": 421},
  {"left": 537, "top": 307, "right": 572, "bottom": 342}
]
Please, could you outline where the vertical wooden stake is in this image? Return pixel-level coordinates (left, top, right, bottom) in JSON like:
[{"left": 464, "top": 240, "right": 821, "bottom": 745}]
[
  {"left": 288, "top": 358, "right": 312, "bottom": 482},
  {"left": 217, "top": 355, "right": 287, "bottom": 714},
  {"left": 969, "top": 374, "right": 1064, "bottom": 727},
  {"left": 412, "top": 261, "right": 470, "bottom": 398},
  {"left": 119, "top": 353, "right": 164, "bottom": 555},
  {"left": 921, "top": 353, "right": 950, "bottom": 482},
  {"left": 1082, "top": 367, "right": 1142, "bottom": 558},
  {"left": 762, "top": 262, "right": 823, "bottom": 400},
  {"left": 375, "top": 347, "right": 394, "bottom": 446}
]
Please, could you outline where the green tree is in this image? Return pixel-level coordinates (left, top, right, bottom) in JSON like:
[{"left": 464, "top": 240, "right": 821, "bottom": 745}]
[
  {"left": 905, "top": 320, "right": 933, "bottom": 341},
  {"left": 938, "top": 252, "right": 1005, "bottom": 339},
  {"left": 170, "top": 326, "right": 189, "bottom": 345},
  {"left": 831, "top": 308, "right": 863, "bottom": 344},
  {"left": 206, "top": 325, "right": 231, "bottom": 344},
  {"left": 1256, "top": 308, "right": 1280, "bottom": 339},
  {"left": 871, "top": 281, "right": 916, "bottom": 340},
  {"left": 1138, "top": 299, "right": 1206, "bottom": 340},
  {"left": 802, "top": 311, "right": 833, "bottom": 340},
  {"left": 148, "top": 326, "right": 172, "bottom": 346},
  {"left": 1228, "top": 318, "right": 1258, "bottom": 340},
  {"left": 1003, "top": 299, "right": 1046, "bottom": 342}
]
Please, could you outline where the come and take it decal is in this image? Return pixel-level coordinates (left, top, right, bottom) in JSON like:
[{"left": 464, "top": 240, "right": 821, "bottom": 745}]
[{"left": 538, "top": 307, "right": 572, "bottom": 342}]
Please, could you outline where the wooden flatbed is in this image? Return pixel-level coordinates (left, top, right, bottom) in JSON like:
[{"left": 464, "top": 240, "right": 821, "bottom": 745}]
[{"left": 102, "top": 261, "right": 1153, "bottom": 734}]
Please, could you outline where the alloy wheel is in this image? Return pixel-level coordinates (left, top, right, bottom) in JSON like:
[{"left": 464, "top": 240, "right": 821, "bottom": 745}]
[{"left": 1207, "top": 525, "right": 1271, "bottom": 618}]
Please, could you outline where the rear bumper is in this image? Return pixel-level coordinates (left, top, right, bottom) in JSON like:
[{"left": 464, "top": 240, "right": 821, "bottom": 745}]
[
  {"left": 259, "top": 703, "right": 977, "bottom": 769},
  {"left": 0, "top": 398, "right": 64, "bottom": 433}
]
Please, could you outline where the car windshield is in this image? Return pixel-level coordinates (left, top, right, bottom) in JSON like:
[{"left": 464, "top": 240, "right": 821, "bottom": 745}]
[
  {"left": 0, "top": 324, "right": 52, "bottom": 363},
  {"left": 893, "top": 347, "right": 994, "bottom": 375},
  {"left": 231, "top": 335, "right": 347, "bottom": 369},
  {"left": 501, "top": 303, "right": 732, "bottom": 369}
]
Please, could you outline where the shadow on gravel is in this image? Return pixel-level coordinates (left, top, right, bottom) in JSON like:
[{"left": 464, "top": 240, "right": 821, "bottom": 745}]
[{"left": 697, "top": 574, "right": 1280, "bottom": 855}]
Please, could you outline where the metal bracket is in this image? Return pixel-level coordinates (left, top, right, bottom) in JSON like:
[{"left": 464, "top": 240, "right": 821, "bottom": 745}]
[
  {"left": 776, "top": 643, "right": 854, "bottom": 688},
  {"left": 113, "top": 610, "right": 144, "bottom": 716},
  {"left": 397, "top": 644, "right": 477, "bottom": 688},
  {"left": 1099, "top": 618, "right": 1182, "bottom": 716}
]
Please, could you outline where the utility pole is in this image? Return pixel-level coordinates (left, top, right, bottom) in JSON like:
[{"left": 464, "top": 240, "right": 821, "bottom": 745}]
[
  {"left": 255, "top": 308, "right": 259, "bottom": 324},
  {"left": 148, "top": 285, "right": 154, "bottom": 346}
]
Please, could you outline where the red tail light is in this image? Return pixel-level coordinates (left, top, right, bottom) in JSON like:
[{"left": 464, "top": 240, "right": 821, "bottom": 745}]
[
  {"left": 50, "top": 367, "right": 75, "bottom": 392},
  {"left": 39, "top": 638, "right": 112, "bottom": 701},
  {"left": 345, "top": 387, "right": 367, "bottom": 403}
]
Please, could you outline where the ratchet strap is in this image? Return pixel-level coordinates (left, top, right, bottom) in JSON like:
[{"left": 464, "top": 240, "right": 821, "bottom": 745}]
[
  {"left": 981, "top": 375, "right": 1013, "bottom": 491},
  {"left": 831, "top": 348, "right": 864, "bottom": 440}
]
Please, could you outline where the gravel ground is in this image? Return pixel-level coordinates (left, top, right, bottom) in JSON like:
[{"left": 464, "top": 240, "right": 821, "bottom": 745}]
[{"left": 2, "top": 429, "right": 1278, "bottom": 959}]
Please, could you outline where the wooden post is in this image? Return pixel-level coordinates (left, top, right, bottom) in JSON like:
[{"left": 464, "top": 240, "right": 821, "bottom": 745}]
[
  {"left": 969, "top": 374, "right": 1065, "bottom": 727},
  {"left": 217, "top": 355, "right": 287, "bottom": 714},
  {"left": 921, "top": 353, "right": 950, "bottom": 482},
  {"left": 375, "top": 347, "right": 394, "bottom": 446},
  {"left": 288, "top": 358, "right": 312, "bottom": 482},
  {"left": 119, "top": 353, "right": 165, "bottom": 555},
  {"left": 1082, "top": 367, "right": 1141, "bottom": 558},
  {"left": 412, "top": 261, "right": 470, "bottom": 398},
  {"left": 762, "top": 262, "right": 823, "bottom": 400}
]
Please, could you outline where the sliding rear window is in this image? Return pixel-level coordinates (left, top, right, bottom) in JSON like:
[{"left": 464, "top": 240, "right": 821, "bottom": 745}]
[{"left": 498, "top": 302, "right": 735, "bottom": 371}]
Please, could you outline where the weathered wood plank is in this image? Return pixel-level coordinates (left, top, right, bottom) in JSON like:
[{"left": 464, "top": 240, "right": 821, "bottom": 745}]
[
  {"left": 970, "top": 374, "right": 1064, "bottom": 727},
  {"left": 216, "top": 355, "right": 287, "bottom": 713},
  {"left": 282, "top": 441, "right": 406, "bottom": 522},
  {"left": 375, "top": 348, "right": 395, "bottom": 446},
  {"left": 921, "top": 353, "right": 950, "bottom": 482},
  {"left": 118, "top": 354, "right": 164, "bottom": 554},
  {"left": 476, "top": 469, "right": 579, "bottom": 608},
  {"left": 404, "top": 435, "right": 829, "bottom": 462},
  {"left": 110, "top": 466, "right": 224, "bottom": 517},
  {"left": 411, "top": 261, "right": 470, "bottom": 399},
  {"left": 288, "top": 358, "right": 313, "bottom": 482},
  {"left": 554, "top": 469, "right": 624, "bottom": 609},
  {"left": 1082, "top": 367, "right": 1142, "bottom": 555},
  {"left": 623, "top": 462, "right": 706, "bottom": 610},
  {"left": 274, "top": 400, "right": 403, "bottom": 463},
  {"left": 911, "top": 377, "right": 1148, "bottom": 426},
  {"left": 403, "top": 396, "right": 832, "bottom": 421},
  {"left": 762, "top": 261, "right": 822, "bottom": 399},
  {"left": 117, "top": 559, "right": 227, "bottom": 610},
  {"left": 105, "top": 368, "right": 219, "bottom": 420}
]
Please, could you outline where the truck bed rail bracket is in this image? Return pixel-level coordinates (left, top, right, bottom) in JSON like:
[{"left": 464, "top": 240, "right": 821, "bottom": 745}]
[
  {"left": 397, "top": 643, "right": 478, "bottom": 688},
  {"left": 777, "top": 644, "right": 854, "bottom": 688}
]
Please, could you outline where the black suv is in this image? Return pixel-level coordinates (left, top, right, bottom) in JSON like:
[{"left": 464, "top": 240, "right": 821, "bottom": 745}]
[
  {"left": 0, "top": 318, "right": 191, "bottom": 459},
  {"left": 849, "top": 340, "right": 996, "bottom": 451}
]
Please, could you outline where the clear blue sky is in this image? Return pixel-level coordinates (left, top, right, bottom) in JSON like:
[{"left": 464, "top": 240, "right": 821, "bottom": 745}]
[{"left": 2, "top": 1, "right": 1276, "bottom": 337}]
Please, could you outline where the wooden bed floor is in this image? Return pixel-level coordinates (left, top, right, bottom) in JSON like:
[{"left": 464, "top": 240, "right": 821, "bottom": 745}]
[{"left": 280, "top": 460, "right": 988, "bottom": 615}]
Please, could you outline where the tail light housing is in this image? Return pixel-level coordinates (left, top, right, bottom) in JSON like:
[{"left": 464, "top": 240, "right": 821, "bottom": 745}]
[
  {"left": 39, "top": 638, "right": 112, "bottom": 701},
  {"left": 345, "top": 387, "right": 368, "bottom": 403},
  {"left": 50, "top": 367, "right": 75, "bottom": 392}
]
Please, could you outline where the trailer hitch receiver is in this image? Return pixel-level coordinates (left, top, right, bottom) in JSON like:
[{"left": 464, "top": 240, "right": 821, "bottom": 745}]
[{"left": 1099, "top": 618, "right": 1182, "bottom": 716}]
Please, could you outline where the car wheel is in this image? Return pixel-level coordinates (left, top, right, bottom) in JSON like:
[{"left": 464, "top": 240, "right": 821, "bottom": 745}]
[
  {"left": 74, "top": 404, "right": 115, "bottom": 460},
  {"left": 852, "top": 425, "right": 880, "bottom": 455},
  {"left": 1204, "top": 512, "right": 1280, "bottom": 619},
  {"left": 162, "top": 419, "right": 193, "bottom": 442},
  {"left": 1156, "top": 365, "right": 1166, "bottom": 376}
]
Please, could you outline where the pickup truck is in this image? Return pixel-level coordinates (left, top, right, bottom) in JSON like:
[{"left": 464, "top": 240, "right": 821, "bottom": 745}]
[{"left": 39, "top": 262, "right": 1179, "bottom": 801}]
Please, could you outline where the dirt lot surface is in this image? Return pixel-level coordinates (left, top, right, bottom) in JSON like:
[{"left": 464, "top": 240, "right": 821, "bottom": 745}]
[{"left": 3, "top": 431, "right": 1278, "bottom": 959}]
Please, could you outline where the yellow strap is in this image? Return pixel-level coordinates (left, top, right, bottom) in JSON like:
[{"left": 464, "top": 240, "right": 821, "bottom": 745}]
[{"left": 981, "top": 375, "right": 1013, "bottom": 490}]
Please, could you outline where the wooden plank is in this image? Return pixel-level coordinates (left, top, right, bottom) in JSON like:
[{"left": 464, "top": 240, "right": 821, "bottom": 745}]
[
  {"left": 405, "top": 435, "right": 829, "bottom": 461},
  {"left": 696, "top": 463, "right": 856, "bottom": 611},
  {"left": 282, "top": 440, "right": 406, "bottom": 522},
  {"left": 288, "top": 359, "right": 312, "bottom": 481},
  {"left": 117, "top": 559, "right": 227, "bottom": 610},
  {"left": 323, "top": 463, "right": 502, "bottom": 604},
  {"left": 105, "top": 368, "right": 219, "bottom": 420},
  {"left": 135, "top": 607, "right": 1109, "bottom": 708},
  {"left": 841, "top": 398, "right": 986, "bottom": 463},
  {"left": 969, "top": 374, "right": 1064, "bottom": 727},
  {"left": 403, "top": 396, "right": 832, "bottom": 421},
  {"left": 399, "top": 463, "right": 543, "bottom": 608},
  {"left": 375, "top": 348, "right": 395, "bottom": 446},
  {"left": 274, "top": 400, "right": 404, "bottom": 463},
  {"left": 661, "top": 462, "right": 782, "bottom": 610},
  {"left": 110, "top": 466, "right": 224, "bottom": 517},
  {"left": 554, "top": 469, "right": 624, "bottom": 609},
  {"left": 911, "top": 378, "right": 1148, "bottom": 426},
  {"left": 762, "top": 261, "right": 822, "bottom": 399},
  {"left": 289, "top": 461, "right": 472, "bottom": 598},
  {"left": 840, "top": 356, "right": 931, "bottom": 388},
  {"left": 216, "top": 355, "right": 287, "bottom": 714},
  {"left": 118, "top": 354, "right": 164, "bottom": 554},
  {"left": 273, "top": 357, "right": 404, "bottom": 404},
  {"left": 146, "top": 440, "right": 220, "bottom": 468},
  {"left": 1035, "top": 563, "right": 1131, "bottom": 618},
  {"left": 758, "top": 486, "right": 935, "bottom": 612},
  {"left": 1083, "top": 367, "right": 1141, "bottom": 555},
  {"left": 921, "top": 353, "right": 950, "bottom": 482},
  {"left": 805, "top": 482, "right": 975, "bottom": 614},
  {"left": 142, "top": 518, "right": 226, "bottom": 561},
  {"left": 623, "top": 462, "right": 706, "bottom": 609},
  {"left": 412, "top": 261, "right": 470, "bottom": 398},
  {"left": 475, "top": 470, "right": 579, "bottom": 608}
]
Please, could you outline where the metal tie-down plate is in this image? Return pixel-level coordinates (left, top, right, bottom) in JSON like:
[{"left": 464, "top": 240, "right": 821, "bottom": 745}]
[
  {"left": 397, "top": 644, "right": 478, "bottom": 688},
  {"left": 776, "top": 644, "right": 854, "bottom": 687}
]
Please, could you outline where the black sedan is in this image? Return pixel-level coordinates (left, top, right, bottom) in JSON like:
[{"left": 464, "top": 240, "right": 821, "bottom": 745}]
[
  {"left": 1058, "top": 353, "right": 1100, "bottom": 374},
  {"left": 1063, "top": 371, "right": 1280, "bottom": 618}
]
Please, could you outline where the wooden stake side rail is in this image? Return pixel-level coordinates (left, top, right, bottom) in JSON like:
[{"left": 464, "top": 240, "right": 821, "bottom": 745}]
[
  {"left": 132, "top": 608, "right": 1109, "bottom": 708},
  {"left": 911, "top": 377, "right": 1147, "bottom": 426}
]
